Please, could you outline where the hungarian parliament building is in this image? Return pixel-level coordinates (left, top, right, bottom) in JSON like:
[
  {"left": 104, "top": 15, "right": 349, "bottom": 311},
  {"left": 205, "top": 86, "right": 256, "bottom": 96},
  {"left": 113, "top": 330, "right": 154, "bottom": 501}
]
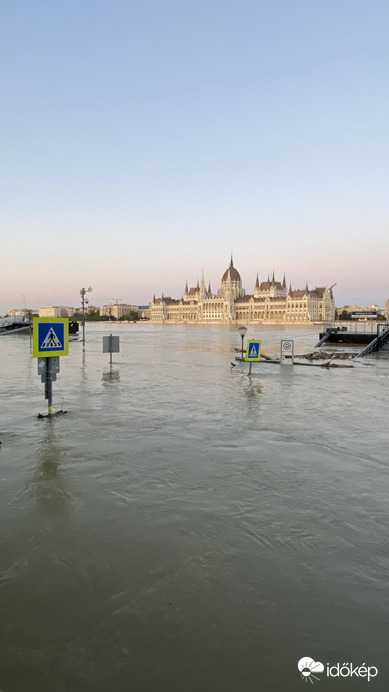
[{"left": 149, "top": 257, "right": 335, "bottom": 324}]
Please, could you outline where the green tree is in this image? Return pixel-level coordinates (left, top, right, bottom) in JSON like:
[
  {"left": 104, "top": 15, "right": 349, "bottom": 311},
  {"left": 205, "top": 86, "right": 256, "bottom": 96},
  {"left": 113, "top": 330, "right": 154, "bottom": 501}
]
[
  {"left": 71, "top": 310, "right": 103, "bottom": 321},
  {"left": 119, "top": 311, "right": 139, "bottom": 321},
  {"left": 336, "top": 309, "right": 352, "bottom": 320}
]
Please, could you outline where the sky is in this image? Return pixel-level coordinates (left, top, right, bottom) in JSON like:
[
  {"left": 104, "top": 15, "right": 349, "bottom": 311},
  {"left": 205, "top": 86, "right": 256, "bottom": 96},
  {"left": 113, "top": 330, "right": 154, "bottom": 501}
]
[{"left": 1, "top": 0, "right": 388, "bottom": 313}]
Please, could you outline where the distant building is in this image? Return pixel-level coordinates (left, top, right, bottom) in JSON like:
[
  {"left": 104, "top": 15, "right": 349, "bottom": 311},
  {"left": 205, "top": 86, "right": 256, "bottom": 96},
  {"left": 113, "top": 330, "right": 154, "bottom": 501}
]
[
  {"left": 99, "top": 303, "right": 139, "bottom": 319},
  {"left": 149, "top": 257, "right": 335, "bottom": 324},
  {"left": 8, "top": 308, "right": 33, "bottom": 317},
  {"left": 85, "top": 305, "right": 99, "bottom": 314},
  {"left": 385, "top": 299, "right": 389, "bottom": 320},
  {"left": 342, "top": 304, "right": 380, "bottom": 313},
  {"left": 139, "top": 306, "right": 151, "bottom": 319},
  {"left": 39, "top": 306, "right": 75, "bottom": 317}
]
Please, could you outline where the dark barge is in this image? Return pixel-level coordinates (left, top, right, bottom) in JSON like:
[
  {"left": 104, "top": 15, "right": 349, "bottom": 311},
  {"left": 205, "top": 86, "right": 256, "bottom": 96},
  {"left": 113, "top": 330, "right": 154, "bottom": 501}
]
[
  {"left": 0, "top": 316, "right": 79, "bottom": 337},
  {"left": 316, "top": 322, "right": 389, "bottom": 352}
]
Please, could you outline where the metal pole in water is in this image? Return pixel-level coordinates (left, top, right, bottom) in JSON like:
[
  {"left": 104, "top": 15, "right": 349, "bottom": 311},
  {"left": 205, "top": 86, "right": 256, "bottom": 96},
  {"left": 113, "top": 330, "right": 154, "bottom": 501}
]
[
  {"left": 28, "top": 311, "right": 32, "bottom": 351},
  {"left": 80, "top": 286, "right": 93, "bottom": 352},
  {"left": 45, "top": 358, "right": 53, "bottom": 417},
  {"left": 81, "top": 291, "right": 85, "bottom": 351},
  {"left": 237, "top": 325, "right": 247, "bottom": 362}
]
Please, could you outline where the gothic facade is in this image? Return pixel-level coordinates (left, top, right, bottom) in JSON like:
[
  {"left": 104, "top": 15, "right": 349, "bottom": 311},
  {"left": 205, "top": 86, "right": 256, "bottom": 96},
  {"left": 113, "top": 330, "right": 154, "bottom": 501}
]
[{"left": 149, "top": 258, "right": 335, "bottom": 324}]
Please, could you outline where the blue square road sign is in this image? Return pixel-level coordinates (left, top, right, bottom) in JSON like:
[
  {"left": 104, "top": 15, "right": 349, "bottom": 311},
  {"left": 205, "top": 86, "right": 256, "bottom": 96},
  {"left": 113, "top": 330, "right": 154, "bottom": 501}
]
[
  {"left": 32, "top": 318, "right": 69, "bottom": 357},
  {"left": 244, "top": 340, "right": 262, "bottom": 361}
]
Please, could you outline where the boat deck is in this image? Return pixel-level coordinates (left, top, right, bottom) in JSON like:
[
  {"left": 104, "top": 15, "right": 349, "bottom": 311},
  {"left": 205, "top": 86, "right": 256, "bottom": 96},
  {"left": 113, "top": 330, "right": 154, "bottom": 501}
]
[{"left": 317, "top": 322, "right": 389, "bottom": 348}]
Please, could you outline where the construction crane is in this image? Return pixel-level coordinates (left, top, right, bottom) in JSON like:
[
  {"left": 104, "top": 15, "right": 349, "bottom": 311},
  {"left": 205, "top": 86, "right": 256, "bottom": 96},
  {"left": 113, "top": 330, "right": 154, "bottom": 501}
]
[
  {"left": 111, "top": 298, "right": 123, "bottom": 305},
  {"left": 328, "top": 283, "right": 337, "bottom": 292}
]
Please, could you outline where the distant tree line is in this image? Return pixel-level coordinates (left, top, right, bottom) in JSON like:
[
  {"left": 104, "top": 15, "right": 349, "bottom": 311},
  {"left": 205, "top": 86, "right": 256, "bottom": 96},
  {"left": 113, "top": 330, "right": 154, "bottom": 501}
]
[
  {"left": 119, "top": 312, "right": 139, "bottom": 321},
  {"left": 71, "top": 309, "right": 103, "bottom": 321}
]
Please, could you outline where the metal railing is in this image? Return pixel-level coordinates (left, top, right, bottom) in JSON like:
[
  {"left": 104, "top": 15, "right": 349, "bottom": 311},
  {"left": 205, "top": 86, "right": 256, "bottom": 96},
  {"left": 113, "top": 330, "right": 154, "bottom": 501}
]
[{"left": 355, "top": 327, "right": 389, "bottom": 358}]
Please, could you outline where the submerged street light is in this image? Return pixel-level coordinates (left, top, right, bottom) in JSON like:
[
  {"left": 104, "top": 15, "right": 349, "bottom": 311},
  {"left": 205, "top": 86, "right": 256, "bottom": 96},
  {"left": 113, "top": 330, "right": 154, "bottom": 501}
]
[
  {"left": 80, "top": 286, "right": 93, "bottom": 350},
  {"left": 237, "top": 325, "right": 247, "bottom": 362}
]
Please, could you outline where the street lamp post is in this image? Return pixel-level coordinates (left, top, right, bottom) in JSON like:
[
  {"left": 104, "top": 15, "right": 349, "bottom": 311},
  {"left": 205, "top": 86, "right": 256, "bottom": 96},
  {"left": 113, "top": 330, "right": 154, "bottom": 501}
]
[
  {"left": 21, "top": 293, "right": 32, "bottom": 346},
  {"left": 80, "top": 286, "right": 93, "bottom": 351},
  {"left": 237, "top": 325, "right": 247, "bottom": 362}
]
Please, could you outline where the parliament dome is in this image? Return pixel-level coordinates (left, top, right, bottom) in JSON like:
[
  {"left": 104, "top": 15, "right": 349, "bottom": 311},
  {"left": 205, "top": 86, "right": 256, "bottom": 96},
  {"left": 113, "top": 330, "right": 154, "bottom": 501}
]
[{"left": 222, "top": 258, "right": 241, "bottom": 282}]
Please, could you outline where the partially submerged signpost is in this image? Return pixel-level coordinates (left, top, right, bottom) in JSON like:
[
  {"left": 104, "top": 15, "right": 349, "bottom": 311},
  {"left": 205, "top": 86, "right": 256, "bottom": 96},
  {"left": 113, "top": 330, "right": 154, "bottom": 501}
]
[
  {"left": 244, "top": 339, "right": 262, "bottom": 375},
  {"left": 32, "top": 318, "right": 69, "bottom": 418},
  {"left": 103, "top": 334, "right": 120, "bottom": 365},
  {"left": 281, "top": 339, "right": 294, "bottom": 365}
]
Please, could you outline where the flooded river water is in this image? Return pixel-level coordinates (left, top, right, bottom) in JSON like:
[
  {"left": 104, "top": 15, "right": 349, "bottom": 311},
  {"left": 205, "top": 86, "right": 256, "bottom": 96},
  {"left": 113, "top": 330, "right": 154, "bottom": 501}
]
[{"left": 1, "top": 323, "right": 388, "bottom": 691}]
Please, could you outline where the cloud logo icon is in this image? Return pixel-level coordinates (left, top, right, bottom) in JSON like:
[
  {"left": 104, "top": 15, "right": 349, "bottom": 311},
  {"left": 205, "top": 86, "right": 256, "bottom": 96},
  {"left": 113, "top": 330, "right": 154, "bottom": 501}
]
[{"left": 298, "top": 657, "right": 324, "bottom": 683}]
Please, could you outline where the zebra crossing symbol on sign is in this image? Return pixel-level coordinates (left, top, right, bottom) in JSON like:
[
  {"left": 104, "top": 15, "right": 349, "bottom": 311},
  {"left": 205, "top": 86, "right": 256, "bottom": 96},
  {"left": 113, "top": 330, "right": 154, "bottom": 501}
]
[
  {"left": 41, "top": 328, "right": 62, "bottom": 349},
  {"left": 249, "top": 344, "right": 258, "bottom": 357},
  {"left": 32, "top": 318, "right": 69, "bottom": 358},
  {"left": 244, "top": 339, "right": 262, "bottom": 361}
]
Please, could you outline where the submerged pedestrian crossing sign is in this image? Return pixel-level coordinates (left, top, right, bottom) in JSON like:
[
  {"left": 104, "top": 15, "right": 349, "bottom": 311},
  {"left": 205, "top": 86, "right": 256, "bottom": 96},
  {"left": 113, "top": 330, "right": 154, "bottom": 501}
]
[
  {"left": 32, "top": 318, "right": 69, "bottom": 358},
  {"left": 244, "top": 339, "right": 262, "bottom": 361}
]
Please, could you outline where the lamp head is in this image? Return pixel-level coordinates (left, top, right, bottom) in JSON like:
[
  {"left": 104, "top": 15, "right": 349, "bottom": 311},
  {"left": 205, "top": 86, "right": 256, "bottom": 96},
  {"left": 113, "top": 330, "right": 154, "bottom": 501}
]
[{"left": 237, "top": 325, "right": 247, "bottom": 337}]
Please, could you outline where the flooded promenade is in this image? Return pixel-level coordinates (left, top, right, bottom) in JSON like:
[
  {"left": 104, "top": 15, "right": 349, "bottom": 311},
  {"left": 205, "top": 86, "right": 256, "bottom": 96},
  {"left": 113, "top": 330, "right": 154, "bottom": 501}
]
[{"left": 1, "top": 324, "right": 388, "bottom": 691}]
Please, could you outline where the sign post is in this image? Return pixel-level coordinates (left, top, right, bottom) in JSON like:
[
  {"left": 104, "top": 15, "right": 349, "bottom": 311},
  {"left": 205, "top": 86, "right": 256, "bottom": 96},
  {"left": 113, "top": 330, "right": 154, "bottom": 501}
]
[
  {"left": 32, "top": 318, "right": 69, "bottom": 417},
  {"left": 103, "top": 334, "right": 120, "bottom": 365},
  {"left": 281, "top": 339, "right": 294, "bottom": 366},
  {"left": 244, "top": 339, "right": 262, "bottom": 375}
]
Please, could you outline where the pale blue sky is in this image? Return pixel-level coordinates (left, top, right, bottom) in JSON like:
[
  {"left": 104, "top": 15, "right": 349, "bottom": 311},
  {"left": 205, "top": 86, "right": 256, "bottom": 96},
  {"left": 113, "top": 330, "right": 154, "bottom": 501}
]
[{"left": 1, "top": 0, "right": 388, "bottom": 313}]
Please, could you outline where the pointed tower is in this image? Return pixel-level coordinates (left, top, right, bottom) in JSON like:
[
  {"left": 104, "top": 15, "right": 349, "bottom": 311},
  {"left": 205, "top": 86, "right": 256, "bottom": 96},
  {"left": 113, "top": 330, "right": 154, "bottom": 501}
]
[
  {"left": 254, "top": 272, "right": 259, "bottom": 298},
  {"left": 282, "top": 273, "right": 286, "bottom": 288},
  {"left": 200, "top": 269, "right": 206, "bottom": 300}
]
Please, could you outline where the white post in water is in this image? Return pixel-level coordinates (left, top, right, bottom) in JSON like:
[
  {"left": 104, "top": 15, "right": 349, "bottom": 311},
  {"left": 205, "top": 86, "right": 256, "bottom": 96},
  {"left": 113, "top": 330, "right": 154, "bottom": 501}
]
[{"left": 281, "top": 339, "right": 294, "bottom": 365}]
